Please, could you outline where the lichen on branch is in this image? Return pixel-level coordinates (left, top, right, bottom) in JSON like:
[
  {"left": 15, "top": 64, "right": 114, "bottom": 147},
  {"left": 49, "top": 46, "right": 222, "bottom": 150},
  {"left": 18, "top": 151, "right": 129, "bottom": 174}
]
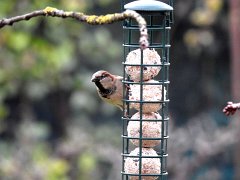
[{"left": 0, "top": 6, "right": 148, "bottom": 49}]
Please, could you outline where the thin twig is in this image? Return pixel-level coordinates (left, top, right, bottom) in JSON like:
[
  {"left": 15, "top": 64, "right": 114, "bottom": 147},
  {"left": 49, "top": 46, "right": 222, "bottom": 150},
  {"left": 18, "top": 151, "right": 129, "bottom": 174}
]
[{"left": 0, "top": 7, "right": 148, "bottom": 49}]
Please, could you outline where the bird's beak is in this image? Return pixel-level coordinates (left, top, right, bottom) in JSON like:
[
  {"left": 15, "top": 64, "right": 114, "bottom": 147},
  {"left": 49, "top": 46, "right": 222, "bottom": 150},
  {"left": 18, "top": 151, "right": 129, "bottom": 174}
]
[{"left": 91, "top": 76, "right": 99, "bottom": 82}]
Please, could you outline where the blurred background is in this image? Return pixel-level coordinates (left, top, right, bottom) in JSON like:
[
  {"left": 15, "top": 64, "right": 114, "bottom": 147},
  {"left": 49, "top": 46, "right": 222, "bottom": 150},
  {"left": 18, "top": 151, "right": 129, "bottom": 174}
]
[{"left": 0, "top": 0, "right": 239, "bottom": 179}]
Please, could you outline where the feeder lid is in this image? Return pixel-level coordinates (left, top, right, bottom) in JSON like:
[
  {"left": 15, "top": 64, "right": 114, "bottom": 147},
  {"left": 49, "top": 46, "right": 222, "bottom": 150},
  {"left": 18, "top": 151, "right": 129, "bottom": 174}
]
[{"left": 124, "top": 0, "right": 173, "bottom": 11}]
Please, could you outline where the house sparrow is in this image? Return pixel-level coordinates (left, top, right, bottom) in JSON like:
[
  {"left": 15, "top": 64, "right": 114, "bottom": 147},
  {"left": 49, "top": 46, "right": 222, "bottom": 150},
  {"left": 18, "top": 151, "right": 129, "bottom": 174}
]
[
  {"left": 91, "top": 70, "right": 124, "bottom": 110},
  {"left": 223, "top": 101, "right": 240, "bottom": 116}
]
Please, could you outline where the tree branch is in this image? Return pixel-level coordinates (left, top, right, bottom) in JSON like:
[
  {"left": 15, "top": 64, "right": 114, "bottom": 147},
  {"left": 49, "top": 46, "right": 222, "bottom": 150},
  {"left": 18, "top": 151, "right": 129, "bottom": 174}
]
[{"left": 0, "top": 7, "right": 148, "bottom": 49}]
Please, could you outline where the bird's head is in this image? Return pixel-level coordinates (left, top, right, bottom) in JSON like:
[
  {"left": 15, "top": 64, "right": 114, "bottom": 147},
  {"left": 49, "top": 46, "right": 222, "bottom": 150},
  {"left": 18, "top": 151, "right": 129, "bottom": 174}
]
[{"left": 91, "top": 70, "right": 115, "bottom": 90}]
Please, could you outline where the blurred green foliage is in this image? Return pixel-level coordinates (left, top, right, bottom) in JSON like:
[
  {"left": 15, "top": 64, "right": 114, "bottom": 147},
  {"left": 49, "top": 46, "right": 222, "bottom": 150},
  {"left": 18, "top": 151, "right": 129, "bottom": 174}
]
[
  {"left": 0, "top": 0, "right": 122, "bottom": 118},
  {"left": 78, "top": 152, "right": 97, "bottom": 178},
  {"left": 0, "top": 0, "right": 122, "bottom": 179}
]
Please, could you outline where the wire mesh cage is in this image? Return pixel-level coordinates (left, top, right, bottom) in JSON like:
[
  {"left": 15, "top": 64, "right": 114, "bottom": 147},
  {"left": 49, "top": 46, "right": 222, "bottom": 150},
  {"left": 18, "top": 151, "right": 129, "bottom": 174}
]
[{"left": 121, "top": 0, "right": 173, "bottom": 179}]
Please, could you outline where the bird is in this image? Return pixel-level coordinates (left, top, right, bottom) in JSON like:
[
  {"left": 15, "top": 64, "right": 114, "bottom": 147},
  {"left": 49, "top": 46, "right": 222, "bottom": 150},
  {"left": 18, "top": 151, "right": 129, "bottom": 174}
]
[
  {"left": 91, "top": 70, "right": 124, "bottom": 110},
  {"left": 223, "top": 101, "right": 240, "bottom": 116}
]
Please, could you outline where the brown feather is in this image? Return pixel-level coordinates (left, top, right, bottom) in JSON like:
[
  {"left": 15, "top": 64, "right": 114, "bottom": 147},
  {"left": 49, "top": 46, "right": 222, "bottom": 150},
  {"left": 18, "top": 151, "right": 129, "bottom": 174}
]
[{"left": 91, "top": 70, "right": 124, "bottom": 110}]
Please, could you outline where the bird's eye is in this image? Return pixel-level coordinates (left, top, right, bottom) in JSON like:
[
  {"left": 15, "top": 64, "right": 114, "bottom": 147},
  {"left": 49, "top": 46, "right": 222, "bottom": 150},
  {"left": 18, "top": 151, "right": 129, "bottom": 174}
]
[{"left": 101, "top": 74, "right": 107, "bottom": 78}]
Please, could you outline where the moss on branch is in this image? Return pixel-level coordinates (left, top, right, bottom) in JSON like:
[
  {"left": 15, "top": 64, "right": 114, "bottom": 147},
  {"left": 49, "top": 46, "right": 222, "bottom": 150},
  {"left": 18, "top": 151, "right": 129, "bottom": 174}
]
[{"left": 0, "top": 6, "right": 148, "bottom": 49}]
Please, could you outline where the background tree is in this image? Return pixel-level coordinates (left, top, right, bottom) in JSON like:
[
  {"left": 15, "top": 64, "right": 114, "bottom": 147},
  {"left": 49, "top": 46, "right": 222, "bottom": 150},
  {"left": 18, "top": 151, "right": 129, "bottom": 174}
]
[{"left": 229, "top": 0, "right": 240, "bottom": 179}]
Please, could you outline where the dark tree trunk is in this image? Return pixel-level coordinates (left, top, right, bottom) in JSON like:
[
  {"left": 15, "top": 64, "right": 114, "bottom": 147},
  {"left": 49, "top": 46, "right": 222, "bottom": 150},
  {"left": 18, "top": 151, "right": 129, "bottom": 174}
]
[
  {"left": 230, "top": 0, "right": 240, "bottom": 101},
  {"left": 229, "top": 0, "right": 240, "bottom": 179}
]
